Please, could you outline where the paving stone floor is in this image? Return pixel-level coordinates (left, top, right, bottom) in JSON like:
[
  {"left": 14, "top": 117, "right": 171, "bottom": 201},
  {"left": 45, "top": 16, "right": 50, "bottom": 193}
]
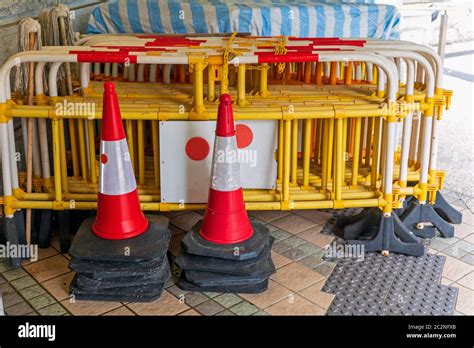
[{"left": 0, "top": 189, "right": 472, "bottom": 316}]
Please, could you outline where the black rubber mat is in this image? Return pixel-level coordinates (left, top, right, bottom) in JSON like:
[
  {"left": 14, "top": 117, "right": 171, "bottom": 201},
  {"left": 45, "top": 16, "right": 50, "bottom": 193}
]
[
  {"left": 319, "top": 209, "right": 458, "bottom": 316},
  {"left": 322, "top": 252, "right": 457, "bottom": 315}
]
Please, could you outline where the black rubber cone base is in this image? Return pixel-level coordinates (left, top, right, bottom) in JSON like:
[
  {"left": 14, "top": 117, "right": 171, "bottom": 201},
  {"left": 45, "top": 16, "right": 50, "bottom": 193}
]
[
  {"left": 176, "top": 236, "right": 274, "bottom": 276},
  {"left": 69, "top": 215, "right": 171, "bottom": 262},
  {"left": 76, "top": 259, "right": 170, "bottom": 290},
  {"left": 181, "top": 221, "right": 269, "bottom": 260},
  {"left": 177, "top": 273, "right": 268, "bottom": 294},
  {"left": 69, "top": 254, "right": 167, "bottom": 276},
  {"left": 70, "top": 275, "right": 166, "bottom": 302},
  {"left": 183, "top": 264, "right": 274, "bottom": 286}
]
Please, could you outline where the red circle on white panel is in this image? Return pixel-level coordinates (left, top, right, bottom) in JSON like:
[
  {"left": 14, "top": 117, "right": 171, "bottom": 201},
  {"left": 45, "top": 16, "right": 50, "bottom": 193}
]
[
  {"left": 100, "top": 154, "right": 108, "bottom": 164},
  {"left": 185, "top": 137, "right": 210, "bottom": 161},
  {"left": 236, "top": 124, "right": 253, "bottom": 149}
]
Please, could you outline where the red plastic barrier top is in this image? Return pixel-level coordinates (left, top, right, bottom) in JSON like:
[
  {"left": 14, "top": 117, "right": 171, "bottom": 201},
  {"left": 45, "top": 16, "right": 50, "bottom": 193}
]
[
  {"left": 94, "top": 45, "right": 171, "bottom": 52},
  {"left": 143, "top": 37, "right": 206, "bottom": 47},
  {"left": 256, "top": 52, "right": 319, "bottom": 63},
  {"left": 71, "top": 51, "right": 138, "bottom": 64}
]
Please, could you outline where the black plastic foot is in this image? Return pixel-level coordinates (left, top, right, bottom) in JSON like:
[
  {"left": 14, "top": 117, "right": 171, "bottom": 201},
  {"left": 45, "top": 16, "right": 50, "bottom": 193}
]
[
  {"left": 345, "top": 210, "right": 425, "bottom": 257},
  {"left": 14, "top": 210, "right": 26, "bottom": 245},
  {"left": 58, "top": 211, "right": 71, "bottom": 253},
  {"left": 336, "top": 208, "right": 372, "bottom": 229},
  {"left": 3, "top": 215, "right": 22, "bottom": 268},
  {"left": 433, "top": 192, "right": 462, "bottom": 224},
  {"left": 395, "top": 196, "right": 415, "bottom": 217},
  {"left": 341, "top": 208, "right": 380, "bottom": 240},
  {"left": 38, "top": 210, "right": 53, "bottom": 248},
  {"left": 400, "top": 200, "right": 454, "bottom": 239},
  {"left": 31, "top": 210, "right": 41, "bottom": 245}
]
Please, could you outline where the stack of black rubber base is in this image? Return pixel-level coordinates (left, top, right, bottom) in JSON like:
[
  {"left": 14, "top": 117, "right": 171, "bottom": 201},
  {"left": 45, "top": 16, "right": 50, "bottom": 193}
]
[
  {"left": 68, "top": 215, "right": 171, "bottom": 302},
  {"left": 176, "top": 221, "right": 275, "bottom": 294}
]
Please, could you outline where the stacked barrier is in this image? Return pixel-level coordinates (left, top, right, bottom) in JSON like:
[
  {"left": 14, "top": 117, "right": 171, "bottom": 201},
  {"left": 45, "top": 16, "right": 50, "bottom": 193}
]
[{"left": 0, "top": 34, "right": 460, "bottom": 257}]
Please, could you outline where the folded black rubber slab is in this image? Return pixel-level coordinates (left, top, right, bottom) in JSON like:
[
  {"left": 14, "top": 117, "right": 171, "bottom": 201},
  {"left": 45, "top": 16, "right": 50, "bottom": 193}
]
[
  {"left": 68, "top": 215, "right": 171, "bottom": 262},
  {"left": 178, "top": 274, "right": 268, "bottom": 294},
  {"left": 181, "top": 221, "right": 270, "bottom": 260},
  {"left": 176, "top": 236, "right": 274, "bottom": 276},
  {"left": 76, "top": 259, "right": 170, "bottom": 290},
  {"left": 183, "top": 267, "right": 274, "bottom": 286},
  {"left": 70, "top": 274, "right": 166, "bottom": 302},
  {"left": 69, "top": 253, "right": 166, "bottom": 275}
]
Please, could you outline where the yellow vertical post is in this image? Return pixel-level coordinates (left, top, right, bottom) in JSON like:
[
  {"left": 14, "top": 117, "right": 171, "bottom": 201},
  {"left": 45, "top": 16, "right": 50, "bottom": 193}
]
[
  {"left": 278, "top": 120, "right": 283, "bottom": 181},
  {"left": 303, "top": 119, "right": 312, "bottom": 187},
  {"left": 315, "top": 119, "right": 322, "bottom": 165},
  {"left": 283, "top": 120, "right": 291, "bottom": 203},
  {"left": 291, "top": 119, "right": 298, "bottom": 185},
  {"left": 192, "top": 60, "right": 206, "bottom": 115},
  {"left": 365, "top": 117, "right": 373, "bottom": 166},
  {"left": 344, "top": 62, "right": 353, "bottom": 85},
  {"left": 77, "top": 120, "right": 88, "bottom": 181},
  {"left": 252, "top": 69, "right": 259, "bottom": 93},
  {"left": 152, "top": 121, "right": 160, "bottom": 188},
  {"left": 330, "top": 62, "right": 337, "bottom": 85},
  {"left": 304, "top": 62, "right": 311, "bottom": 84},
  {"left": 137, "top": 120, "right": 145, "bottom": 186},
  {"left": 52, "top": 119, "right": 62, "bottom": 202},
  {"left": 178, "top": 64, "right": 186, "bottom": 83},
  {"left": 342, "top": 118, "right": 348, "bottom": 184},
  {"left": 58, "top": 119, "right": 69, "bottom": 193},
  {"left": 68, "top": 120, "right": 79, "bottom": 178},
  {"left": 315, "top": 62, "right": 322, "bottom": 85},
  {"left": 228, "top": 65, "right": 236, "bottom": 88},
  {"left": 321, "top": 119, "right": 329, "bottom": 191},
  {"left": 380, "top": 120, "right": 387, "bottom": 190},
  {"left": 207, "top": 65, "right": 215, "bottom": 102},
  {"left": 335, "top": 118, "right": 343, "bottom": 201},
  {"left": 259, "top": 63, "right": 269, "bottom": 96},
  {"left": 238, "top": 63, "right": 246, "bottom": 107},
  {"left": 87, "top": 120, "right": 97, "bottom": 185},
  {"left": 285, "top": 64, "right": 292, "bottom": 81},
  {"left": 126, "top": 120, "right": 136, "bottom": 173},
  {"left": 326, "top": 119, "right": 334, "bottom": 190},
  {"left": 371, "top": 117, "right": 381, "bottom": 189},
  {"left": 351, "top": 117, "right": 362, "bottom": 187},
  {"left": 359, "top": 117, "right": 366, "bottom": 166}
]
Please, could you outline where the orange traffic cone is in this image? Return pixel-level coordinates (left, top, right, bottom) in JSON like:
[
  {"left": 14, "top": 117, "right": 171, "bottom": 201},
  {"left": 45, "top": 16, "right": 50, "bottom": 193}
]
[
  {"left": 199, "top": 94, "right": 254, "bottom": 244},
  {"left": 177, "top": 94, "right": 274, "bottom": 294},
  {"left": 92, "top": 82, "right": 149, "bottom": 240}
]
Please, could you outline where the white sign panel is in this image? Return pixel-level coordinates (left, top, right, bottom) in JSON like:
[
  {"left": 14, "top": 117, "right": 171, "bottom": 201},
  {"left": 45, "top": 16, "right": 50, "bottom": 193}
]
[{"left": 160, "top": 120, "right": 278, "bottom": 203}]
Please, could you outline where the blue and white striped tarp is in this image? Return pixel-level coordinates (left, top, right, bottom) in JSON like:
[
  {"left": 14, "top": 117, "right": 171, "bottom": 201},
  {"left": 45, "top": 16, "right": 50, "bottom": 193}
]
[{"left": 86, "top": 0, "right": 400, "bottom": 40}]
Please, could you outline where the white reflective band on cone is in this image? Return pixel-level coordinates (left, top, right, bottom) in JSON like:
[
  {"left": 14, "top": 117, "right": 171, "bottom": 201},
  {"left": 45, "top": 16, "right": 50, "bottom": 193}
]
[
  {"left": 210, "top": 136, "right": 242, "bottom": 192},
  {"left": 99, "top": 139, "right": 137, "bottom": 195}
]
